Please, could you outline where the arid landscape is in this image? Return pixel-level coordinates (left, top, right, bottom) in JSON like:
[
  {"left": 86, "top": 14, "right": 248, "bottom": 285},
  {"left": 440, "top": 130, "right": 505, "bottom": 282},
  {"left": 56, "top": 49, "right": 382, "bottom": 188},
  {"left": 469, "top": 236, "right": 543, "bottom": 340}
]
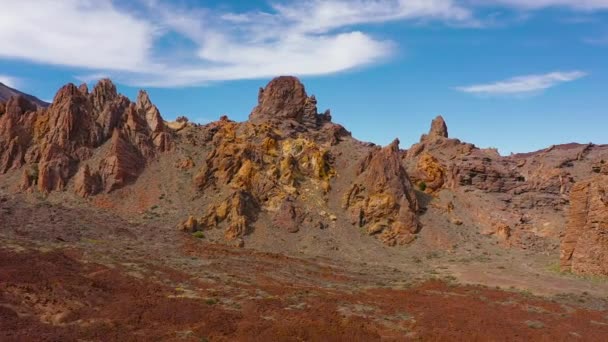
[{"left": 1, "top": 76, "right": 608, "bottom": 341}]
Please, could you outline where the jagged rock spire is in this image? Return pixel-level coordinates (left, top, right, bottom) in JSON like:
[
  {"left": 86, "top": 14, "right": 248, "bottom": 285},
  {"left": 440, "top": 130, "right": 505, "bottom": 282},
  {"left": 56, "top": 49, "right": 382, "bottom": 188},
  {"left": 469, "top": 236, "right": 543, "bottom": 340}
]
[
  {"left": 429, "top": 115, "right": 448, "bottom": 139},
  {"left": 249, "top": 76, "right": 330, "bottom": 128}
]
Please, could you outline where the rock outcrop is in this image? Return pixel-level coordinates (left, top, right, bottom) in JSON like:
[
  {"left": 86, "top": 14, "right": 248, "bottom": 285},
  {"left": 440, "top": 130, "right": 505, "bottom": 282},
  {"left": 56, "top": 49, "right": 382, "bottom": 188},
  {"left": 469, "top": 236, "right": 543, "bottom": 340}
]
[
  {"left": 426, "top": 115, "right": 448, "bottom": 140},
  {"left": 6, "top": 74, "right": 602, "bottom": 261},
  {"left": 192, "top": 112, "right": 334, "bottom": 241},
  {"left": 0, "top": 79, "right": 172, "bottom": 196},
  {"left": 406, "top": 116, "right": 523, "bottom": 193},
  {"left": 344, "top": 139, "right": 420, "bottom": 245},
  {"left": 0, "top": 96, "right": 39, "bottom": 174},
  {"left": 561, "top": 176, "right": 608, "bottom": 275},
  {"left": 249, "top": 76, "right": 332, "bottom": 131}
]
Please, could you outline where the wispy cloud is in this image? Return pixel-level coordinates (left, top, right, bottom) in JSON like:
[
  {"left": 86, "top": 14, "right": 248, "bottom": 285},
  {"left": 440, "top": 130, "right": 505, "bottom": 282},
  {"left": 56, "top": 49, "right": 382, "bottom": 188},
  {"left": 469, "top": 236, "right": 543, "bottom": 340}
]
[
  {"left": 456, "top": 71, "right": 588, "bottom": 95},
  {"left": 584, "top": 35, "right": 608, "bottom": 45},
  {"left": 0, "top": 0, "right": 473, "bottom": 87},
  {"left": 0, "top": 1, "right": 605, "bottom": 88},
  {"left": 472, "top": 0, "right": 608, "bottom": 11},
  {"left": 0, "top": 1, "right": 157, "bottom": 72},
  {"left": 0, "top": 75, "right": 19, "bottom": 88}
]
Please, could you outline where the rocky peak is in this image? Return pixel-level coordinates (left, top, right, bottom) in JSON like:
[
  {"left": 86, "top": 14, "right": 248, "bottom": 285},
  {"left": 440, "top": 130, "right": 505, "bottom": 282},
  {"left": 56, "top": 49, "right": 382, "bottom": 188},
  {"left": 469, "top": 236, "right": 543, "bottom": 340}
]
[
  {"left": 91, "top": 79, "right": 118, "bottom": 112},
  {"left": 50, "top": 83, "right": 81, "bottom": 105},
  {"left": 136, "top": 90, "right": 164, "bottom": 133},
  {"left": 429, "top": 115, "right": 448, "bottom": 139},
  {"left": 78, "top": 83, "right": 89, "bottom": 95},
  {"left": 5, "top": 95, "right": 38, "bottom": 117},
  {"left": 0, "top": 77, "right": 172, "bottom": 195},
  {"left": 45, "top": 83, "right": 101, "bottom": 149},
  {"left": 249, "top": 76, "right": 328, "bottom": 128}
]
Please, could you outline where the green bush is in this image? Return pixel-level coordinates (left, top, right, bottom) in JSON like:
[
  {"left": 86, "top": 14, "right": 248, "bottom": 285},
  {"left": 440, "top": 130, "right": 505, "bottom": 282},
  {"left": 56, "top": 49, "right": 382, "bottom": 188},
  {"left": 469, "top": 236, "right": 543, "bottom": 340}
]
[
  {"left": 418, "top": 181, "right": 427, "bottom": 192},
  {"left": 192, "top": 231, "right": 205, "bottom": 239}
]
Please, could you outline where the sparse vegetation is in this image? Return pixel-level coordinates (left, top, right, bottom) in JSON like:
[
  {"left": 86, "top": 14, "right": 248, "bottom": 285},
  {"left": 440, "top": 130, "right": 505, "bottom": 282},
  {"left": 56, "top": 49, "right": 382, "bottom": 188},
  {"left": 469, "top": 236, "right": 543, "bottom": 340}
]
[
  {"left": 524, "top": 320, "right": 545, "bottom": 329},
  {"left": 192, "top": 231, "right": 205, "bottom": 239},
  {"left": 418, "top": 181, "right": 427, "bottom": 192}
]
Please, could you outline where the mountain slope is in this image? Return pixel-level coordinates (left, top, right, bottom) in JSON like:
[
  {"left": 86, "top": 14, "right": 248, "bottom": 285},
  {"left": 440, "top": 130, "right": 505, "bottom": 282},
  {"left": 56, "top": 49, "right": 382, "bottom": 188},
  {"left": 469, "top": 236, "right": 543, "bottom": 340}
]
[
  {"left": 0, "top": 82, "right": 49, "bottom": 108},
  {"left": 0, "top": 76, "right": 607, "bottom": 277}
]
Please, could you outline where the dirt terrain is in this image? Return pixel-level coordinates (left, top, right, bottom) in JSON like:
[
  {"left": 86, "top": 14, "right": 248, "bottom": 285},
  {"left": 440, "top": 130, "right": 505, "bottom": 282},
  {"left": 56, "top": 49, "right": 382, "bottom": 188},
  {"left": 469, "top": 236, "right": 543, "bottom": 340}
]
[
  {"left": 2, "top": 193, "right": 608, "bottom": 341},
  {"left": 1, "top": 76, "right": 608, "bottom": 340}
]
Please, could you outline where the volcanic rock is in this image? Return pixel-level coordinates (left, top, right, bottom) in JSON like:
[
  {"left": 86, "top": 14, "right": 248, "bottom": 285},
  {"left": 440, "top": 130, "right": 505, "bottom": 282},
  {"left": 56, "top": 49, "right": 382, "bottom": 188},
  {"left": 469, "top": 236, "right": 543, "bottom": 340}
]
[
  {"left": 428, "top": 115, "right": 448, "bottom": 139},
  {"left": 343, "top": 139, "right": 420, "bottom": 246},
  {"left": 192, "top": 111, "right": 335, "bottom": 240},
  {"left": 249, "top": 76, "right": 330, "bottom": 129},
  {"left": 74, "top": 164, "right": 102, "bottom": 197},
  {"left": 0, "top": 78, "right": 172, "bottom": 195},
  {"left": 0, "top": 96, "right": 39, "bottom": 173},
  {"left": 178, "top": 215, "right": 200, "bottom": 232},
  {"left": 561, "top": 176, "right": 608, "bottom": 275},
  {"left": 99, "top": 129, "right": 149, "bottom": 193},
  {"left": 272, "top": 197, "right": 301, "bottom": 233}
]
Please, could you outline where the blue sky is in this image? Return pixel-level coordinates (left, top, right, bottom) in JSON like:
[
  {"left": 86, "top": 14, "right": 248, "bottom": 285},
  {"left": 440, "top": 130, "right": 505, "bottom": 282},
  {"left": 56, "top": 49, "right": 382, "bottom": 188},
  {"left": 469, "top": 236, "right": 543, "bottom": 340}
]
[{"left": 0, "top": 0, "right": 607, "bottom": 154}]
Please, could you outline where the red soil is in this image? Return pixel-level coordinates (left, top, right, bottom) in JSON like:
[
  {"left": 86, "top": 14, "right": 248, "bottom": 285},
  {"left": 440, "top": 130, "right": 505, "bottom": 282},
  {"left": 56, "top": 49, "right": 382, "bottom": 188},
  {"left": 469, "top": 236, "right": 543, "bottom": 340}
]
[{"left": 1, "top": 247, "right": 607, "bottom": 341}]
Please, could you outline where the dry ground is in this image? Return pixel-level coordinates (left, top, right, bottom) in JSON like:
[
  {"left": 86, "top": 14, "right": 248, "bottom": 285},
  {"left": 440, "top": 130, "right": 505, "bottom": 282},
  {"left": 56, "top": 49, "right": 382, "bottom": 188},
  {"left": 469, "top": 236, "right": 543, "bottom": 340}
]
[{"left": 2, "top": 192, "right": 608, "bottom": 341}]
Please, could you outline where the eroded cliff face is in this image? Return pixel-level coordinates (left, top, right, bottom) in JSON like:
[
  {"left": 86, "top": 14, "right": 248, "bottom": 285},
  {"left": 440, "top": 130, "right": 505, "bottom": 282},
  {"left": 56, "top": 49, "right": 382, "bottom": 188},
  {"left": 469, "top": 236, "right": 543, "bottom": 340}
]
[
  {"left": 561, "top": 176, "right": 608, "bottom": 275},
  {"left": 343, "top": 139, "right": 420, "bottom": 246},
  {"left": 3, "top": 76, "right": 608, "bottom": 273},
  {"left": 0, "top": 79, "right": 172, "bottom": 196},
  {"left": 180, "top": 76, "right": 421, "bottom": 245}
]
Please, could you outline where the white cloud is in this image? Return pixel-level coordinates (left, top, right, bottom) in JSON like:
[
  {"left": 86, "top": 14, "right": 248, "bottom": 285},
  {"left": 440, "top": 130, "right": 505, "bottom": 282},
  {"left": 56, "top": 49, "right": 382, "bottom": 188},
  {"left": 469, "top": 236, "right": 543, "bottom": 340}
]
[
  {"left": 0, "top": 0, "right": 157, "bottom": 71},
  {"left": 0, "top": 0, "right": 473, "bottom": 87},
  {"left": 470, "top": 0, "right": 608, "bottom": 10},
  {"left": 0, "top": 75, "right": 19, "bottom": 88},
  {"left": 273, "top": 0, "right": 472, "bottom": 34},
  {"left": 456, "top": 71, "right": 588, "bottom": 95},
  {"left": 0, "top": 1, "right": 602, "bottom": 88},
  {"left": 121, "top": 0, "right": 474, "bottom": 86}
]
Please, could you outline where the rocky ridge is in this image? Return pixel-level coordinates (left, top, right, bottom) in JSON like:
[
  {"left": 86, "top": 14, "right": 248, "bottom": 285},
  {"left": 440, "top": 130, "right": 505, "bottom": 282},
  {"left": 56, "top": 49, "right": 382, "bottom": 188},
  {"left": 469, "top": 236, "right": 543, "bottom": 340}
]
[
  {"left": 0, "top": 79, "right": 172, "bottom": 196},
  {"left": 1, "top": 76, "right": 607, "bottom": 276}
]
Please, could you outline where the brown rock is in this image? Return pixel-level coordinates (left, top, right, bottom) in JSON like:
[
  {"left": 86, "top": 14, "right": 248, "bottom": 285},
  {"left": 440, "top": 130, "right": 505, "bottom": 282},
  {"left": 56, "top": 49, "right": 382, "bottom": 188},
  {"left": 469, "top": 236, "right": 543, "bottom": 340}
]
[
  {"left": 175, "top": 157, "right": 195, "bottom": 170},
  {"left": 200, "top": 191, "right": 259, "bottom": 241},
  {"left": 178, "top": 215, "right": 200, "bottom": 232},
  {"left": 250, "top": 76, "right": 308, "bottom": 122},
  {"left": 343, "top": 139, "right": 420, "bottom": 245},
  {"left": 415, "top": 153, "right": 445, "bottom": 192},
  {"left": 78, "top": 83, "right": 89, "bottom": 95},
  {"left": 429, "top": 115, "right": 448, "bottom": 139},
  {"left": 74, "top": 164, "right": 102, "bottom": 198},
  {"left": 495, "top": 223, "right": 511, "bottom": 241},
  {"left": 561, "top": 176, "right": 608, "bottom": 275},
  {"left": 90, "top": 79, "right": 118, "bottom": 113},
  {"left": 272, "top": 198, "right": 300, "bottom": 233},
  {"left": 98, "top": 129, "right": 146, "bottom": 193},
  {"left": 1, "top": 78, "right": 171, "bottom": 195},
  {"left": 0, "top": 96, "right": 38, "bottom": 173},
  {"left": 249, "top": 76, "right": 328, "bottom": 128},
  {"left": 136, "top": 90, "right": 164, "bottom": 133}
]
